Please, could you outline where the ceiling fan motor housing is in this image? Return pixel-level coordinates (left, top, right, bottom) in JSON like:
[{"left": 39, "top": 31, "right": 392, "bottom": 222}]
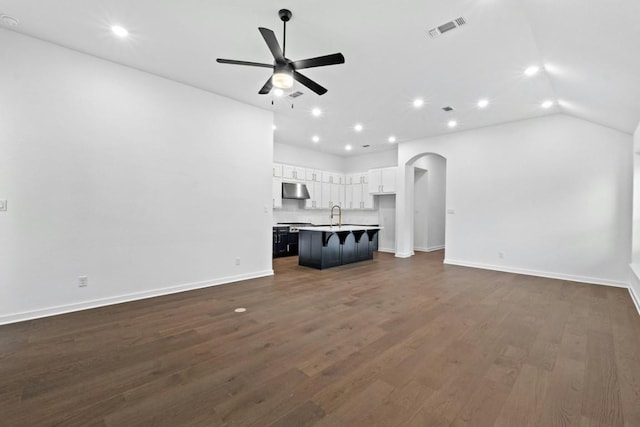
[{"left": 279, "top": 9, "right": 292, "bottom": 22}]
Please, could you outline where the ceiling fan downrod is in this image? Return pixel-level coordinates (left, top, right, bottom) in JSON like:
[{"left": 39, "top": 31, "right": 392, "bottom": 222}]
[{"left": 279, "top": 9, "right": 292, "bottom": 58}]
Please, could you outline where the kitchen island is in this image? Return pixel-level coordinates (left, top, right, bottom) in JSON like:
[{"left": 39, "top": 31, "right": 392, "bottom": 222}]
[{"left": 297, "top": 225, "right": 381, "bottom": 269}]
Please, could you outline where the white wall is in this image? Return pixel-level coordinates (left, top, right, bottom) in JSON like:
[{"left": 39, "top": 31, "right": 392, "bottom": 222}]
[
  {"left": 344, "top": 148, "right": 397, "bottom": 172},
  {"left": 0, "top": 29, "right": 274, "bottom": 324},
  {"left": 274, "top": 142, "right": 345, "bottom": 171},
  {"left": 397, "top": 114, "right": 633, "bottom": 286}
]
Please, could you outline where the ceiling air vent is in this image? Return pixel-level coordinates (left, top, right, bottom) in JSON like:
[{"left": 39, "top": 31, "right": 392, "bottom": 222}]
[
  {"left": 289, "top": 91, "right": 304, "bottom": 98},
  {"left": 442, "top": 106, "right": 454, "bottom": 112},
  {"left": 428, "top": 16, "right": 467, "bottom": 38}
]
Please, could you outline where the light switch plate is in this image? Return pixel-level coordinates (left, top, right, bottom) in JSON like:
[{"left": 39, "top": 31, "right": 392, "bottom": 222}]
[{"left": 0, "top": 200, "right": 6, "bottom": 211}]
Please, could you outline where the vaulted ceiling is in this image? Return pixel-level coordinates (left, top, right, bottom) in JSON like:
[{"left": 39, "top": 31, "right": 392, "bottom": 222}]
[{"left": 1, "top": 0, "right": 639, "bottom": 155}]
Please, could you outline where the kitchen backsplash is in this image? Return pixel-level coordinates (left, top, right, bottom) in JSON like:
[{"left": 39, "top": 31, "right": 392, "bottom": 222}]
[{"left": 274, "top": 199, "right": 380, "bottom": 225}]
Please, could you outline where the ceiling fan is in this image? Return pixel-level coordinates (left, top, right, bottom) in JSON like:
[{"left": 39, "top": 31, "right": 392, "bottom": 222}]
[{"left": 216, "top": 9, "right": 345, "bottom": 96}]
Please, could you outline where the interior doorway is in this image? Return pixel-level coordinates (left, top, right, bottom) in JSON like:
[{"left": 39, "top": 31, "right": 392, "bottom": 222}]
[{"left": 412, "top": 154, "right": 446, "bottom": 253}]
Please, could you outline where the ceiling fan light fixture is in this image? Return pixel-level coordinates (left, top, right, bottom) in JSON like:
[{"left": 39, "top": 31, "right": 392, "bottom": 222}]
[
  {"left": 524, "top": 65, "right": 540, "bottom": 77},
  {"left": 272, "top": 71, "right": 294, "bottom": 89},
  {"left": 111, "top": 25, "right": 129, "bottom": 38}
]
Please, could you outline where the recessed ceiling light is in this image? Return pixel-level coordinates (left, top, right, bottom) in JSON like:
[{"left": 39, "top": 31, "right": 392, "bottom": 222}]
[
  {"left": 0, "top": 14, "right": 20, "bottom": 27},
  {"left": 541, "top": 100, "right": 554, "bottom": 109},
  {"left": 312, "top": 135, "right": 320, "bottom": 143},
  {"left": 388, "top": 136, "right": 397, "bottom": 143},
  {"left": 354, "top": 123, "right": 363, "bottom": 132},
  {"left": 413, "top": 98, "right": 425, "bottom": 108},
  {"left": 272, "top": 124, "right": 277, "bottom": 130},
  {"left": 111, "top": 25, "right": 129, "bottom": 38},
  {"left": 311, "top": 107, "right": 322, "bottom": 117},
  {"left": 477, "top": 99, "right": 489, "bottom": 108},
  {"left": 524, "top": 65, "right": 540, "bottom": 77},
  {"left": 447, "top": 120, "right": 457, "bottom": 128},
  {"left": 345, "top": 144, "right": 352, "bottom": 151},
  {"left": 273, "top": 88, "right": 284, "bottom": 97}
]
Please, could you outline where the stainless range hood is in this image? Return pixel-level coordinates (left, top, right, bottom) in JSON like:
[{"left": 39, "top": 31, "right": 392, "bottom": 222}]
[{"left": 282, "top": 182, "right": 310, "bottom": 199}]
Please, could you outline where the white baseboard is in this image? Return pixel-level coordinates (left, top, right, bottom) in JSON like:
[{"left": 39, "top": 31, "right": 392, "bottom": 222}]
[
  {"left": 629, "top": 287, "right": 640, "bottom": 317},
  {"left": 443, "top": 259, "right": 629, "bottom": 289},
  {"left": 0, "top": 270, "right": 274, "bottom": 326},
  {"left": 395, "top": 251, "right": 414, "bottom": 258},
  {"left": 378, "top": 247, "right": 396, "bottom": 254},
  {"left": 414, "top": 245, "right": 445, "bottom": 253},
  {"left": 627, "top": 264, "right": 640, "bottom": 317}
]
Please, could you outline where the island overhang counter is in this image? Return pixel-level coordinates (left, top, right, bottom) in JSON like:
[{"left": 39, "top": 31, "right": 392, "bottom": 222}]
[{"left": 296, "top": 226, "right": 382, "bottom": 269}]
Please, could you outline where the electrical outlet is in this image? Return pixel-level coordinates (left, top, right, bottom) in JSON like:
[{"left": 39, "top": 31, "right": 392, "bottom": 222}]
[
  {"left": 78, "top": 276, "right": 88, "bottom": 287},
  {"left": 235, "top": 257, "right": 241, "bottom": 266}
]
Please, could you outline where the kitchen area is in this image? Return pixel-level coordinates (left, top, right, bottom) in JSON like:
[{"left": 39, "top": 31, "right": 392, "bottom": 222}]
[{"left": 272, "top": 158, "right": 395, "bottom": 267}]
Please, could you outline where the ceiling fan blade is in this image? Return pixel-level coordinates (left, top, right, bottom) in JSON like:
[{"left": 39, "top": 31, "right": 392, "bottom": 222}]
[
  {"left": 292, "top": 53, "right": 345, "bottom": 70},
  {"left": 293, "top": 71, "right": 328, "bottom": 95},
  {"left": 259, "top": 77, "right": 273, "bottom": 95},
  {"left": 258, "top": 27, "right": 285, "bottom": 63},
  {"left": 216, "top": 58, "right": 274, "bottom": 69}
]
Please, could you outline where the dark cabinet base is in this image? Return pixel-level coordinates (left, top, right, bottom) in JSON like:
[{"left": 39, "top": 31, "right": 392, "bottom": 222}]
[
  {"left": 298, "top": 229, "right": 380, "bottom": 269},
  {"left": 273, "top": 227, "right": 299, "bottom": 258}
]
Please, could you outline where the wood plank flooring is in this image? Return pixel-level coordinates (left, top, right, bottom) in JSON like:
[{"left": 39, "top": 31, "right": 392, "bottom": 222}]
[{"left": 1, "top": 251, "right": 639, "bottom": 426}]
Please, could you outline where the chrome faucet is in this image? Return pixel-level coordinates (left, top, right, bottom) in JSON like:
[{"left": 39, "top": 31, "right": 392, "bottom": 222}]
[{"left": 330, "top": 205, "right": 342, "bottom": 228}]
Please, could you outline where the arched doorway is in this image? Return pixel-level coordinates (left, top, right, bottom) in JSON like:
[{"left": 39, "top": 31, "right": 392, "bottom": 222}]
[
  {"left": 413, "top": 154, "right": 447, "bottom": 253},
  {"left": 395, "top": 152, "right": 447, "bottom": 258}
]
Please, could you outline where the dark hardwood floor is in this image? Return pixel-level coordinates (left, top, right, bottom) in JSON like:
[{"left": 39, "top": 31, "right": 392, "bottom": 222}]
[{"left": 1, "top": 251, "right": 639, "bottom": 426}]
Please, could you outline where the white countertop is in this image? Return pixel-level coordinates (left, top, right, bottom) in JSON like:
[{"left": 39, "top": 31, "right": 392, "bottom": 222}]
[{"left": 296, "top": 225, "right": 382, "bottom": 232}]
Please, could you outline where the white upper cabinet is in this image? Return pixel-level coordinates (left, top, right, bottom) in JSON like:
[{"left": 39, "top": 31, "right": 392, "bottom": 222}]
[
  {"left": 305, "top": 168, "right": 322, "bottom": 182},
  {"left": 368, "top": 167, "right": 397, "bottom": 194},
  {"left": 320, "top": 182, "right": 344, "bottom": 208},
  {"left": 322, "top": 171, "right": 344, "bottom": 184},
  {"left": 273, "top": 163, "right": 283, "bottom": 178},
  {"left": 282, "top": 164, "right": 305, "bottom": 181},
  {"left": 362, "top": 181, "right": 374, "bottom": 208},
  {"left": 272, "top": 178, "right": 282, "bottom": 209},
  {"left": 345, "top": 181, "right": 374, "bottom": 209},
  {"left": 273, "top": 161, "right": 379, "bottom": 208},
  {"left": 304, "top": 180, "right": 322, "bottom": 209},
  {"left": 346, "top": 172, "right": 367, "bottom": 185}
]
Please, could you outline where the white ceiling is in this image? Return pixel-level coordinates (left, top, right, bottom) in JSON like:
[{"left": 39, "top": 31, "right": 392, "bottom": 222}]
[{"left": 1, "top": 0, "right": 639, "bottom": 156}]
